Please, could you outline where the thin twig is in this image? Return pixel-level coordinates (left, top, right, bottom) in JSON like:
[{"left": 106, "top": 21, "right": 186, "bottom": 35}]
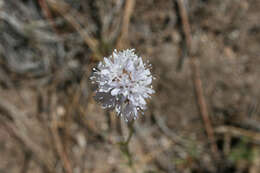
[
  {"left": 50, "top": 120, "right": 73, "bottom": 173},
  {"left": 20, "top": 151, "right": 32, "bottom": 173},
  {"left": 50, "top": 95, "right": 73, "bottom": 173},
  {"left": 116, "top": 0, "right": 135, "bottom": 49},
  {"left": 190, "top": 59, "right": 218, "bottom": 155},
  {"left": 46, "top": 0, "right": 99, "bottom": 54},
  {"left": 38, "top": 0, "right": 60, "bottom": 34},
  {"left": 215, "top": 125, "right": 260, "bottom": 144},
  {"left": 175, "top": 0, "right": 219, "bottom": 157}
]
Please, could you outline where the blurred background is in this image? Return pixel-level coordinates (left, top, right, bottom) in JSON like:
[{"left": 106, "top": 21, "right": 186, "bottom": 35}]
[{"left": 0, "top": 0, "right": 260, "bottom": 173}]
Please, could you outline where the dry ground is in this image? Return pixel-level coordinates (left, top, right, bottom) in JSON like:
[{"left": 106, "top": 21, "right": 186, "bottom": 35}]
[{"left": 0, "top": 0, "right": 260, "bottom": 173}]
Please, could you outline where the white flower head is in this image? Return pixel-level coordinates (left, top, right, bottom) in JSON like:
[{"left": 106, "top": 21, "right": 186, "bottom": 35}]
[{"left": 90, "top": 49, "right": 155, "bottom": 122}]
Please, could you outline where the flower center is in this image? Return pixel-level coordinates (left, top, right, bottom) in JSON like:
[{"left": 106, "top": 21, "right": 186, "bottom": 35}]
[{"left": 122, "top": 68, "right": 132, "bottom": 80}]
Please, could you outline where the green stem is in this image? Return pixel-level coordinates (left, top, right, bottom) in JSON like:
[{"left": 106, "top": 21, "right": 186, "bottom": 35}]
[
  {"left": 119, "top": 121, "right": 135, "bottom": 168},
  {"left": 125, "top": 121, "right": 134, "bottom": 145}
]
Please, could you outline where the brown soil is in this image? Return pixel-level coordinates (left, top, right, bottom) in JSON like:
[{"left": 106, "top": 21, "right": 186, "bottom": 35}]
[{"left": 0, "top": 0, "right": 260, "bottom": 173}]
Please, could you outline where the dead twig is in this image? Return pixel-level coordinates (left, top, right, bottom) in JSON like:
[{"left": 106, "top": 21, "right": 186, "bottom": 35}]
[
  {"left": 215, "top": 125, "right": 260, "bottom": 144},
  {"left": 20, "top": 151, "right": 32, "bottom": 173},
  {"left": 38, "top": 0, "right": 60, "bottom": 34},
  {"left": 46, "top": 0, "right": 99, "bottom": 54},
  {"left": 50, "top": 120, "right": 73, "bottom": 173},
  {"left": 49, "top": 95, "right": 73, "bottom": 173},
  {"left": 175, "top": 0, "right": 219, "bottom": 157},
  {"left": 116, "top": 0, "right": 135, "bottom": 49}
]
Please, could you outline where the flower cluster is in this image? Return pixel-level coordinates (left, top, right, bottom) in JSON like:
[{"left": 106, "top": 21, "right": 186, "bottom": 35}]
[{"left": 90, "top": 49, "right": 154, "bottom": 121}]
